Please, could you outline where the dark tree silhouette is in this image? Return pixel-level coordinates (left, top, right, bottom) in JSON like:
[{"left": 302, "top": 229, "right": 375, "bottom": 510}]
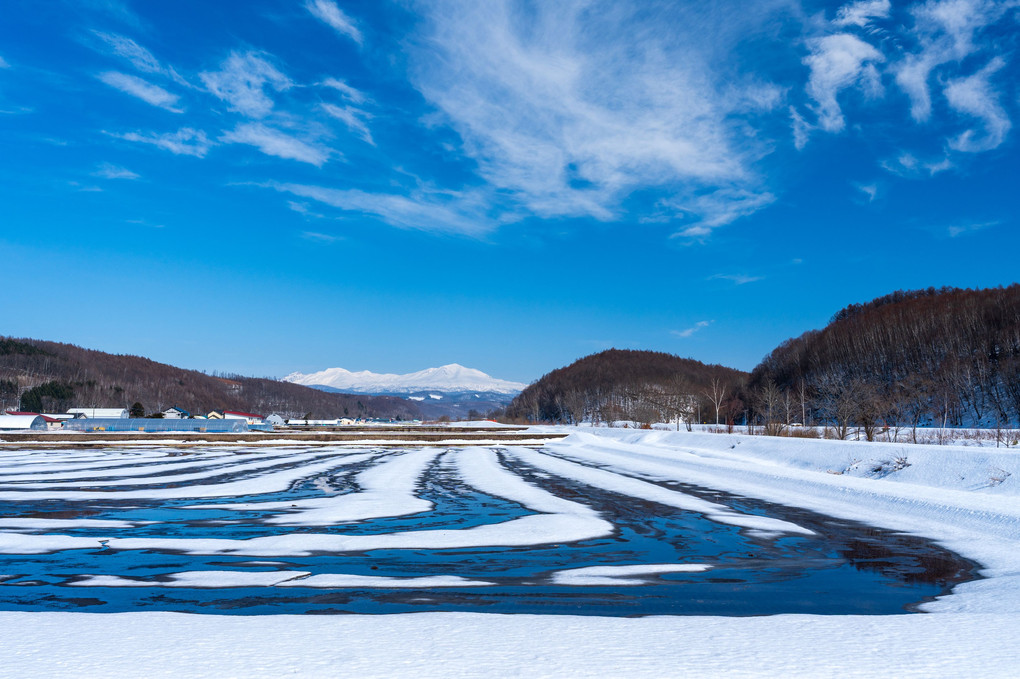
[
  {"left": 506, "top": 349, "right": 746, "bottom": 425},
  {"left": 748, "top": 285, "right": 1020, "bottom": 429}
]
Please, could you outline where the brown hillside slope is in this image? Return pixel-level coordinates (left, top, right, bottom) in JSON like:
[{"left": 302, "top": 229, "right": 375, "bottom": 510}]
[{"left": 0, "top": 337, "right": 421, "bottom": 420}]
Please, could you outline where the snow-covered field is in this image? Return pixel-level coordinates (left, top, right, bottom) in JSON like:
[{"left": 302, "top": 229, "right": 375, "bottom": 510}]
[{"left": 1, "top": 429, "right": 1018, "bottom": 678}]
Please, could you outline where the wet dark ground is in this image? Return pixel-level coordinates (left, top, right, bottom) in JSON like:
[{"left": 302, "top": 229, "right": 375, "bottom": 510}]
[{"left": 0, "top": 448, "right": 980, "bottom": 616}]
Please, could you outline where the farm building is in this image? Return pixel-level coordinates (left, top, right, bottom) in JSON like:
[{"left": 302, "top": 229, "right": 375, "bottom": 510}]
[
  {"left": 265, "top": 414, "right": 286, "bottom": 427},
  {"left": 223, "top": 411, "right": 265, "bottom": 425},
  {"left": 5, "top": 412, "right": 66, "bottom": 430},
  {"left": 67, "top": 407, "right": 129, "bottom": 419},
  {"left": 162, "top": 406, "right": 191, "bottom": 419},
  {"left": 61, "top": 418, "right": 249, "bottom": 433},
  {"left": 0, "top": 415, "right": 47, "bottom": 431}
]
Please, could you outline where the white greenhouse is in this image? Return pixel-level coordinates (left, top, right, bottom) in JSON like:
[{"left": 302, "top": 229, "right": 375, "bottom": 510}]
[{"left": 0, "top": 415, "right": 47, "bottom": 431}]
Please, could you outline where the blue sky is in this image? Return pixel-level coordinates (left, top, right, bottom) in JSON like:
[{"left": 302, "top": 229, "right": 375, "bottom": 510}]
[{"left": 1, "top": 0, "right": 1017, "bottom": 383}]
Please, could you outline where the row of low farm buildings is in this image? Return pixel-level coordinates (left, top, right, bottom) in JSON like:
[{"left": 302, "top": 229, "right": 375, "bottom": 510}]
[{"left": 0, "top": 407, "right": 360, "bottom": 432}]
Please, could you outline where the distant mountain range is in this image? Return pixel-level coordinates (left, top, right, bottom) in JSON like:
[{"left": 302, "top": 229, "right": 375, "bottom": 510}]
[{"left": 283, "top": 364, "right": 528, "bottom": 396}]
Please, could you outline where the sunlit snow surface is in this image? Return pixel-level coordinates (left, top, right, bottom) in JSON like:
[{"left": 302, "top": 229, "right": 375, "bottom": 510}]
[{"left": 0, "top": 445, "right": 973, "bottom": 616}]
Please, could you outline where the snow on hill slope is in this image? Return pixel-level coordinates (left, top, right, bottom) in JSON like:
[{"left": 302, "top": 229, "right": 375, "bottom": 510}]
[{"left": 283, "top": 364, "right": 527, "bottom": 395}]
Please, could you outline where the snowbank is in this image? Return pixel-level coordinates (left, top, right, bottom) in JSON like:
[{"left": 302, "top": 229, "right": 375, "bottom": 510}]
[
  {"left": 542, "top": 429, "right": 1020, "bottom": 614},
  {"left": 2, "top": 428, "right": 1019, "bottom": 677},
  {"left": 1, "top": 611, "right": 1016, "bottom": 678}
]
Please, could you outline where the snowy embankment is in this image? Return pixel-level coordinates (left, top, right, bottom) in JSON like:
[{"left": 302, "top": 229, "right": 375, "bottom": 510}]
[
  {"left": 538, "top": 429, "right": 1020, "bottom": 615},
  {"left": 1, "top": 429, "right": 1019, "bottom": 678}
]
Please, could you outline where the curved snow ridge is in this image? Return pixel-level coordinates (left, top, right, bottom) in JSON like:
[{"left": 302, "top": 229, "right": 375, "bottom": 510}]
[
  {"left": 0, "top": 447, "right": 615, "bottom": 556},
  {"left": 0, "top": 518, "right": 145, "bottom": 530},
  {"left": 186, "top": 448, "right": 438, "bottom": 525},
  {"left": 0, "top": 449, "right": 335, "bottom": 489},
  {"left": 0, "top": 452, "right": 378, "bottom": 501},
  {"left": 511, "top": 448, "right": 814, "bottom": 535},
  {"left": 453, "top": 447, "right": 600, "bottom": 517},
  {"left": 68, "top": 570, "right": 493, "bottom": 589},
  {"left": 101, "top": 512, "right": 612, "bottom": 556},
  {"left": 0, "top": 449, "right": 278, "bottom": 483},
  {"left": 0, "top": 449, "right": 186, "bottom": 473},
  {"left": 551, "top": 563, "right": 712, "bottom": 586},
  {"left": 0, "top": 533, "right": 105, "bottom": 554}
]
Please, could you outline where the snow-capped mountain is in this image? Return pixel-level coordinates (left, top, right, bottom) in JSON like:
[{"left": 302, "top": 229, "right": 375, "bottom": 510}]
[{"left": 282, "top": 364, "right": 528, "bottom": 395}]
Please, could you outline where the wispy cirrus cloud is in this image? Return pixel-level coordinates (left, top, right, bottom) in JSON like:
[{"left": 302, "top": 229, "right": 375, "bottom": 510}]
[
  {"left": 946, "top": 219, "right": 999, "bottom": 237},
  {"left": 321, "top": 103, "right": 374, "bottom": 145},
  {"left": 709, "top": 273, "right": 764, "bottom": 285},
  {"left": 321, "top": 78, "right": 367, "bottom": 105},
  {"left": 880, "top": 151, "right": 953, "bottom": 177},
  {"left": 671, "top": 189, "right": 776, "bottom": 238},
  {"left": 97, "top": 71, "right": 182, "bottom": 111},
  {"left": 406, "top": 1, "right": 788, "bottom": 236},
  {"left": 802, "top": 33, "right": 884, "bottom": 135},
  {"left": 90, "top": 31, "right": 187, "bottom": 85},
  {"left": 796, "top": 0, "right": 1016, "bottom": 158},
  {"left": 833, "top": 0, "right": 892, "bottom": 27},
  {"left": 854, "top": 182, "right": 878, "bottom": 202},
  {"left": 0, "top": 55, "right": 10, "bottom": 69},
  {"left": 199, "top": 51, "right": 291, "bottom": 118},
  {"left": 92, "top": 162, "right": 139, "bottom": 179},
  {"left": 267, "top": 182, "right": 497, "bottom": 235},
  {"left": 306, "top": 0, "right": 363, "bottom": 44},
  {"left": 944, "top": 56, "right": 1011, "bottom": 152},
  {"left": 301, "top": 231, "right": 343, "bottom": 243},
  {"left": 895, "top": 0, "right": 1015, "bottom": 123},
  {"left": 671, "top": 320, "right": 713, "bottom": 338},
  {"left": 112, "top": 127, "right": 212, "bottom": 157},
  {"left": 221, "top": 123, "right": 332, "bottom": 166}
]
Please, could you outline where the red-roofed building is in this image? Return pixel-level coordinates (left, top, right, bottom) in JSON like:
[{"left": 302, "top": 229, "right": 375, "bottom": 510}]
[
  {"left": 223, "top": 410, "right": 265, "bottom": 425},
  {"left": 5, "top": 412, "right": 66, "bottom": 429}
]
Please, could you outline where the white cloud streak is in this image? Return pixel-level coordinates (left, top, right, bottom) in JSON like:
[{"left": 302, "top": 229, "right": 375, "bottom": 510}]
[
  {"left": 406, "top": 1, "right": 785, "bottom": 233},
  {"left": 91, "top": 30, "right": 186, "bottom": 85},
  {"left": 93, "top": 162, "right": 140, "bottom": 179},
  {"left": 880, "top": 151, "right": 954, "bottom": 177},
  {"left": 671, "top": 321, "right": 713, "bottom": 338},
  {"left": 673, "top": 189, "right": 775, "bottom": 238},
  {"left": 301, "top": 231, "right": 343, "bottom": 243},
  {"left": 321, "top": 78, "right": 367, "bottom": 104},
  {"left": 220, "top": 123, "right": 332, "bottom": 166},
  {"left": 834, "top": 0, "right": 891, "bottom": 27},
  {"left": 306, "top": 0, "right": 363, "bottom": 44},
  {"left": 944, "top": 57, "right": 1011, "bottom": 152},
  {"left": 113, "top": 128, "right": 212, "bottom": 157},
  {"left": 855, "top": 182, "right": 878, "bottom": 201},
  {"left": 200, "top": 52, "right": 291, "bottom": 118},
  {"left": 708, "top": 273, "right": 764, "bottom": 285},
  {"left": 0, "top": 56, "right": 10, "bottom": 69},
  {"left": 269, "top": 182, "right": 496, "bottom": 235},
  {"left": 946, "top": 220, "right": 999, "bottom": 237},
  {"left": 894, "top": 0, "right": 1015, "bottom": 123},
  {"left": 321, "top": 103, "right": 374, "bottom": 145},
  {"left": 803, "top": 33, "right": 885, "bottom": 133},
  {"left": 97, "top": 71, "right": 182, "bottom": 111},
  {"left": 93, "top": 31, "right": 162, "bottom": 73}
]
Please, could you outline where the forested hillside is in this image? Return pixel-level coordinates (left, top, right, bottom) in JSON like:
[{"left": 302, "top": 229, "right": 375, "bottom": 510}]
[
  {"left": 748, "top": 285, "right": 1020, "bottom": 435},
  {"left": 505, "top": 349, "right": 747, "bottom": 426},
  {"left": 0, "top": 337, "right": 421, "bottom": 420}
]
